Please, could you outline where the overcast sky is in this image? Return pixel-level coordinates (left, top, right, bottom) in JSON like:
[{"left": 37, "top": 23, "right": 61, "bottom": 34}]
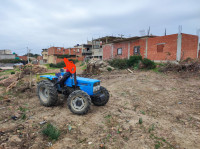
[{"left": 0, "top": 0, "right": 200, "bottom": 55}]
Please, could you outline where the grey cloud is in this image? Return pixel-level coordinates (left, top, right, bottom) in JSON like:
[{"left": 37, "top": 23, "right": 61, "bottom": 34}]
[{"left": 0, "top": 0, "right": 199, "bottom": 55}]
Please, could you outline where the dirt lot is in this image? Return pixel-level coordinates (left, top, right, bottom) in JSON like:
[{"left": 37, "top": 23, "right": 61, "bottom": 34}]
[{"left": 0, "top": 69, "right": 200, "bottom": 149}]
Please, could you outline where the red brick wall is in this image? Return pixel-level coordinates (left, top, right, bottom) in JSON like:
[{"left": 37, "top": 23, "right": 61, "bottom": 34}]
[
  {"left": 48, "top": 47, "right": 64, "bottom": 55},
  {"left": 130, "top": 38, "right": 146, "bottom": 57},
  {"left": 103, "top": 34, "right": 198, "bottom": 61},
  {"left": 181, "top": 33, "right": 198, "bottom": 60},
  {"left": 103, "top": 44, "right": 112, "bottom": 60},
  {"left": 113, "top": 42, "right": 129, "bottom": 59},
  {"left": 147, "top": 34, "right": 178, "bottom": 60}
]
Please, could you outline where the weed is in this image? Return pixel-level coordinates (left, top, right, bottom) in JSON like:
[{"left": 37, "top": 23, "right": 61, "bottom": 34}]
[
  {"left": 155, "top": 141, "right": 162, "bottom": 149},
  {"left": 148, "top": 124, "right": 155, "bottom": 133},
  {"left": 19, "top": 106, "right": 28, "bottom": 112},
  {"left": 140, "top": 110, "right": 145, "bottom": 115},
  {"left": 139, "top": 118, "right": 143, "bottom": 124},
  {"left": 42, "top": 123, "right": 60, "bottom": 141},
  {"left": 104, "top": 115, "right": 112, "bottom": 119},
  {"left": 107, "top": 67, "right": 112, "bottom": 71},
  {"left": 82, "top": 65, "right": 87, "bottom": 70},
  {"left": 21, "top": 113, "right": 26, "bottom": 120},
  {"left": 10, "top": 71, "right": 15, "bottom": 75},
  {"left": 80, "top": 62, "right": 85, "bottom": 66}
]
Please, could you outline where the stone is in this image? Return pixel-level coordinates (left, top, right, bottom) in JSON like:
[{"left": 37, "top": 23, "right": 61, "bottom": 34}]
[{"left": 9, "top": 135, "right": 22, "bottom": 142}]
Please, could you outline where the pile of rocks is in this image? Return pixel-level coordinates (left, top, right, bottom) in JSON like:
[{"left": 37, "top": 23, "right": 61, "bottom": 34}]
[{"left": 85, "top": 59, "right": 115, "bottom": 74}]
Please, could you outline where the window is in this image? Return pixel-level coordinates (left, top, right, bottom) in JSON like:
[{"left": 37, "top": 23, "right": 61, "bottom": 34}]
[
  {"left": 77, "top": 49, "right": 80, "bottom": 53},
  {"left": 117, "top": 48, "right": 122, "bottom": 55},
  {"left": 134, "top": 46, "right": 140, "bottom": 55},
  {"left": 157, "top": 44, "right": 165, "bottom": 52}
]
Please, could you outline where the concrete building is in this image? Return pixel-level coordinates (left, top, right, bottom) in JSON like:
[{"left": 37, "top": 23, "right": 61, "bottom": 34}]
[
  {"left": 103, "top": 33, "right": 199, "bottom": 61},
  {"left": 41, "top": 49, "right": 48, "bottom": 63},
  {"left": 0, "top": 50, "right": 15, "bottom": 60},
  {"left": 0, "top": 50, "right": 12, "bottom": 54}
]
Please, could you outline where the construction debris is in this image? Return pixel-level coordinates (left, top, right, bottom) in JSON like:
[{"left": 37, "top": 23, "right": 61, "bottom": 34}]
[
  {"left": 85, "top": 59, "right": 115, "bottom": 74},
  {"left": 159, "top": 59, "right": 200, "bottom": 73}
]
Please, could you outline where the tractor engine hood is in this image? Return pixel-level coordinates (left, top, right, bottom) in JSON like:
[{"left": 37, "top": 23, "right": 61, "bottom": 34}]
[{"left": 76, "top": 77, "right": 100, "bottom": 85}]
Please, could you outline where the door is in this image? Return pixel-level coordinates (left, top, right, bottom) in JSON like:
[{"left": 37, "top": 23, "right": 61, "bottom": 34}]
[{"left": 134, "top": 46, "right": 140, "bottom": 55}]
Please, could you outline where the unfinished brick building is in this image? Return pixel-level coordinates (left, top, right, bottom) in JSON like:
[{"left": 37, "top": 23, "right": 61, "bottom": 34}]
[
  {"left": 103, "top": 33, "right": 199, "bottom": 61},
  {"left": 47, "top": 47, "right": 84, "bottom": 64}
]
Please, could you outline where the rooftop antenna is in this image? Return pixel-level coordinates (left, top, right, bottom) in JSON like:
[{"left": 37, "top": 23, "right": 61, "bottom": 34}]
[
  {"left": 147, "top": 26, "right": 150, "bottom": 36},
  {"left": 178, "top": 25, "right": 182, "bottom": 34},
  {"left": 165, "top": 28, "right": 167, "bottom": 36}
]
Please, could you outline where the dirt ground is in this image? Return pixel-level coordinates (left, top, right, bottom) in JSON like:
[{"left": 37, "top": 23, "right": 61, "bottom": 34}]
[{"left": 0, "top": 69, "right": 200, "bottom": 149}]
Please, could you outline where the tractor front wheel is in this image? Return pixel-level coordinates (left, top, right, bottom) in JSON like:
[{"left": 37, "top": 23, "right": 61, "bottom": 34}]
[
  {"left": 91, "top": 86, "right": 109, "bottom": 106},
  {"left": 67, "top": 90, "right": 91, "bottom": 115},
  {"left": 37, "top": 80, "right": 58, "bottom": 106}
]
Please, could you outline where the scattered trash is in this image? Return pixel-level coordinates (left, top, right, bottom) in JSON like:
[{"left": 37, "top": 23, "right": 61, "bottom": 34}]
[
  {"left": 178, "top": 102, "right": 182, "bottom": 104},
  {"left": 0, "top": 107, "right": 6, "bottom": 110},
  {"left": 68, "top": 125, "right": 72, "bottom": 132},
  {"left": 11, "top": 116, "right": 18, "bottom": 120},
  {"left": 88, "top": 142, "right": 92, "bottom": 145},
  {"left": 47, "top": 142, "right": 52, "bottom": 147},
  {"left": 39, "top": 121, "right": 47, "bottom": 125}
]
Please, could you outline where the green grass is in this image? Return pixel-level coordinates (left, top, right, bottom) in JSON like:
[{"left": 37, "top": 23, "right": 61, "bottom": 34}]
[
  {"left": 43, "top": 64, "right": 58, "bottom": 70},
  {"left": 42, "top": 123, "right": 60, "bottom": 141},
  {"left": 82, "top": 65, "right": 87, "bottom": 70}
]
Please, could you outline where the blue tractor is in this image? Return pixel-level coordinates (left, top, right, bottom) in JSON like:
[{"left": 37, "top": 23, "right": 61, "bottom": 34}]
[{"left": 37, "top": 70, "right": 109, "bottom": 115}]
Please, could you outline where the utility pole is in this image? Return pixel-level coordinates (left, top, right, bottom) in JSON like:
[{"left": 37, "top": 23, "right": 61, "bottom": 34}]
[{"left": 27, "top": 47, "right": 31, "bottom": 64}]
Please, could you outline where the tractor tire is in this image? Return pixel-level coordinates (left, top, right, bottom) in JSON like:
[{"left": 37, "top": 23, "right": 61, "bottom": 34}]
[
  {"left": 67, "top": 90, "right": 91, "bottom": 115},
  {"left": 91, "top": 86, "right": 109, "bottom": 106},
  {"left": 37, "top": 80, "right": 58, "bottom": 107}
]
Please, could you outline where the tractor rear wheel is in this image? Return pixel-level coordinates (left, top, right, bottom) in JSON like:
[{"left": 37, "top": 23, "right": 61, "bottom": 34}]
[
  {"left": 37, "top": 80, "right": 58, "bottom": 106},
  {"left": 67, "top": 90, "right": 91, "bottom": 115},
  {"left": 91, "top": 86, "right": 109, "bottom": 106}
]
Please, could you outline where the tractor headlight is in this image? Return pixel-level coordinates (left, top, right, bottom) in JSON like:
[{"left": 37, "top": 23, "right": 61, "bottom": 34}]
[
  {"left": 93, "top": 82, "right": 100, "bottom": 92},
  {"left": 93, "top": 85, "right": 100, "bottom": 92}
]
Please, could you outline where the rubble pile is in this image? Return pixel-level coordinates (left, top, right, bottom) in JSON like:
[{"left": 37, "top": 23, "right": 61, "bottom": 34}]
[
  {"left": 22, "top": 64, "right": 47, "bottom": 75},
  {"left": 159, "top": 59, "right": 200, "bottom": 73},
  {"left": 85, "top": 59, "right": 115, "bottom": 74}
]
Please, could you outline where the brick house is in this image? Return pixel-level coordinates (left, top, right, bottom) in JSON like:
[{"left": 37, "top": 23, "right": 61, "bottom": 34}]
[
  {"left": 47, "top": 47, "right": 84, "bottom": 64},
  {"left": 103, "top": 33, "right": 199, "bottom": 61}
]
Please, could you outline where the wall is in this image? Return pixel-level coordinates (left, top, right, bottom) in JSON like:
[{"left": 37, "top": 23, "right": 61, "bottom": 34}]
[
  {"left": 147, "top": 34, "right": 178, "bottom": 61},
  {"left": 103, "top": 44, "right": 113, "bottom": 60},
  {"left": 181, "top": 33, "right": 198, "bottom": 60},
  {"left": 0, "top": 54, "right": 15, "bottom": 60}
]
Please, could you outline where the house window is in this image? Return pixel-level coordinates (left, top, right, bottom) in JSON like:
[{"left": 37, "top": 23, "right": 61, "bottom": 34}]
[
  {"left": 77, "top": 49, "right": 80, "bottom": 53},
  {"left": 134, "top": 46, "right": 140, "bottom": 55},
  {"left": 117, "top": 48, "right": 122, "bottom": 55},
  {"left": 157, "top": 44, "right": 164, "bottom": 52}
]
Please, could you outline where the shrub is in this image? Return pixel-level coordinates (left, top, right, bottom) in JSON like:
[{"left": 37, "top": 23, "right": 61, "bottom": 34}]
[
  {"left": 108, "top": 58, "right": 128, "bottom": 69},
  {"left": 42, "top": 123, "right": 60, "bottom": 141},
  {"left": 11, "top": 71, "right": 15, "bottom": 75},
  {"left": 0, "top": 59, "right": 26, "bottom": 64},
  {"left": 142, "top": 58, "right": 156, "bottom": 69},
  {"left": 107, "top": 67, "right": 112, "bottom": 71},
  {"left": 57, "top": 54, "right": 70, "bottom": 59},
  {"left": 127, "top": 55, "right": 142, "bottom": 67}
]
